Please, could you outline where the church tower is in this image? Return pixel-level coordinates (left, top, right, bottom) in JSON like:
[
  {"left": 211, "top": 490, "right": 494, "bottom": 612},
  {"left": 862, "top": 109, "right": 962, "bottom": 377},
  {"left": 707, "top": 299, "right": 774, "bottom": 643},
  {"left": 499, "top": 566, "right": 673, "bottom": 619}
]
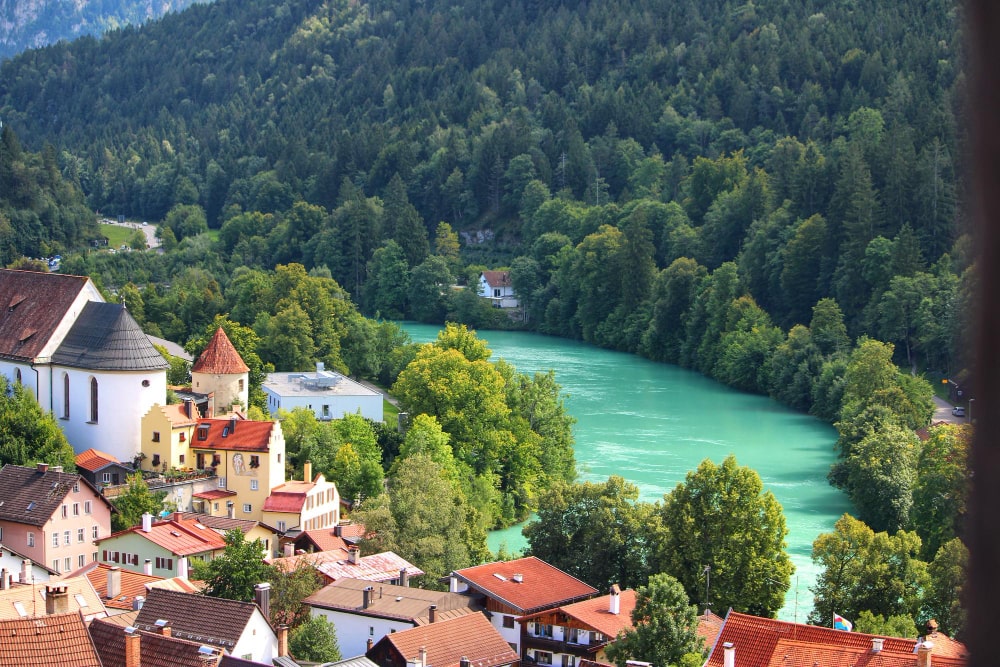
[{"left": 190, "top": 327, "right": 249, "bottom": 414}]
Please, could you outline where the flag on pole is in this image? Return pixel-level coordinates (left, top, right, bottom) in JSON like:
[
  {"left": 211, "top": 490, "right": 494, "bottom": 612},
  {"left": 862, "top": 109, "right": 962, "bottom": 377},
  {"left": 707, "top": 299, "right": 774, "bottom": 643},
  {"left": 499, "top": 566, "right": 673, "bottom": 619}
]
[{"left": 833, "top": 613, "right": 853, "bottom": 631}]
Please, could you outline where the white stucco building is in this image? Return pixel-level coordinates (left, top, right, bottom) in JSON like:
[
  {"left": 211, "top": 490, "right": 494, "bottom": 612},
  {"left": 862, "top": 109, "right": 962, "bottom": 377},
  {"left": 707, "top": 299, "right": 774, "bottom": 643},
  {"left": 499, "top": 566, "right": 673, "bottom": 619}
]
[
  {"left": 0, "top": 269, "right": 168, "bottom": 462},
  {"left": 263, "top": 364, "right": 383, "bottom": 422}
]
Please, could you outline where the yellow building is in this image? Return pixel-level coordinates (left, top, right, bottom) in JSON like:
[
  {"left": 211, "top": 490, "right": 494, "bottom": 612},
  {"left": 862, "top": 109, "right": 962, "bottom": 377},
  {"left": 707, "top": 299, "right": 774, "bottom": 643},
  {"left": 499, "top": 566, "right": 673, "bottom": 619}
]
[{"left": 139, "top": 408, "right": 286, "bottom": 524}]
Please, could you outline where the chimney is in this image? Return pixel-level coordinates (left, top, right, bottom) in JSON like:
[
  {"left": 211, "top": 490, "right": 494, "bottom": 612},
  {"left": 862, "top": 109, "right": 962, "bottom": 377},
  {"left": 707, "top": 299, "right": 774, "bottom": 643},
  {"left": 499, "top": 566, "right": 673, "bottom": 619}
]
[
  {"left": 317, "top": 361, "right": 325, "bottom": 373},
  {"left": 428, "top": 605, "right": 437, "bottom": 623},
  {"left": 723, "top": 642, "right": 735, "bottom": 667},
  {"left": 283, "top": 542, "right": 294, "bottom": 558},
  {"left": 363, "top": 586, "right": 374, "bottom": 609},
  {"left": 229, "top": 416, "right": 237, "bottom": 434},
  {"left": 348, "top": 545, "right": 360, "bottom": 565},
  {"left": 871, "top": 638, "right": 884, "bottom": 653},
  {"left": 45, "top": 585, "right": 69, "bottom": 615},
  {"left": 255, "top": 582, "right": 271, "bottom": 621},
  {"left": 144, "top": 559, "right": 153, "bottom": 576},
  {"left": 197, "top": 646, "right": 219, "bottom": 665},
  {"left": 227, "top": 501, "right": 235, "bottom": 519},
  {"left": 277, "top": 625, "right": 289, "bottom": 657},
  {"left": 449, "top": 575, "right": 460, "bottom": 593},
  {"left": 419, "top": 646, "right": 427, "bottom": 667},
  {"left": 124, "top": 626, "right": 141, "bottom": 667},
  {"left": 512, "top": 573, "right": 523, "bottom": 583},
  {"left": 0, "top": 569, "right": 7, "bottom": 590},
  {"left": 460, "top": 658, "right": 471, "bottom": 667},
  {"left": 367, "top": 638, "right": 374, "bottom": 652},
  {"left": 133, "top": 596, "right": 145, "bottom": 611},
  {"left": 141, "top": 512, "right": 153, "bottom": 532},
  {"left": 334, "top": 524, "right": 343, "bottom": 537},
  {"left": 917, "top": 640, "right": 934, "bottom": 667},
  {"left": 154, "top": 619, "right": 172, "bottom": 636},
  {"left": 177, "top": 557, "right": 189, "bottom": 579},
  {"left": 51, "top": 465, "right": 63, "bottom": 473},
  {"left": 20, "top": 559, "right": 30, "bottom": 584},
  {"left": 184, "top": 398, "right": 193, "bottom": 418},
  {"left": 400, "top": 567, "right": 409, "bottom": 587},
  {"left": 609, "top": 584, "right": 621, "bottom": 614},
  {"left": 304, "top": 460, "right": 313, "bottom": 482},
  {"left": 107, "top": 566, "right": 122, "bottom": 599},
  {"left": 37, "top": 462, "right": 49, "bottom": 473}
]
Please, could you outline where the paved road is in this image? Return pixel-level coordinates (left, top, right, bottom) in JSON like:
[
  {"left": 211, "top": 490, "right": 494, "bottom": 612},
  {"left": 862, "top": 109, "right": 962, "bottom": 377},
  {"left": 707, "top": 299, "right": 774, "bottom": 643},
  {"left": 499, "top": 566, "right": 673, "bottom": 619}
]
[{"left": 932, "top": 395, "right": 968, "bottom": 424}]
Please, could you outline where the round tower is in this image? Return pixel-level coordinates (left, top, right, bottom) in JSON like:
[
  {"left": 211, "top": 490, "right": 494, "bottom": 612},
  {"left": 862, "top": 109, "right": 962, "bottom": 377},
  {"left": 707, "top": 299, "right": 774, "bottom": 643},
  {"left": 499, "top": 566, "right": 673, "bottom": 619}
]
[{"left": 190, "top": 327, "right": 249, "bottom": 414}]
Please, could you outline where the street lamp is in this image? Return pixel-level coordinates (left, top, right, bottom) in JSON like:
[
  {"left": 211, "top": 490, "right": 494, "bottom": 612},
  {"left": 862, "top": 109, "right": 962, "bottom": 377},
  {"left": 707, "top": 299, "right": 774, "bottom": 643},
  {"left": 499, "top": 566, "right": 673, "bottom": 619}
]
[{"left": 969, "top": 398, "right": 974, "bottom": 423}]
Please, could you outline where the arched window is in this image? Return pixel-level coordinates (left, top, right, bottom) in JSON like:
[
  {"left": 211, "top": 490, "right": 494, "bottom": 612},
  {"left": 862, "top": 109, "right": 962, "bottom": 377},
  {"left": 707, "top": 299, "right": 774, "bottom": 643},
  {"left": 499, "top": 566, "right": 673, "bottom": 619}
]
[
  {"left": 15, "top": 368, "right": 21, "bottom": 384},
  {"left": 63, "top": 373, "right": 70, "bottom": 419},
  {"left": 90, "top": 377, "right": 99, "bottom": 423}
]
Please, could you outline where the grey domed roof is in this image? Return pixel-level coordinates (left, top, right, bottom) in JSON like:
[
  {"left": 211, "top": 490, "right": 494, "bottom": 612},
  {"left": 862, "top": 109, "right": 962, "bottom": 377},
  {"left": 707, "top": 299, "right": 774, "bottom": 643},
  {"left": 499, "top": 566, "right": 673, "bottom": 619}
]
[{"left": 52, "top": 301, "right": 168, "bottom": 371}]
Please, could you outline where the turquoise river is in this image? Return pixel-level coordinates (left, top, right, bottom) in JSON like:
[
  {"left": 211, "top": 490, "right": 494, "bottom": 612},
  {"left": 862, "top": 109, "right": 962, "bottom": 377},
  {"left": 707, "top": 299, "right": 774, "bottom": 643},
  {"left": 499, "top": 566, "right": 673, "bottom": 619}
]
[{"left": 401, "top": 323, "right": 852, "bottom": 621}]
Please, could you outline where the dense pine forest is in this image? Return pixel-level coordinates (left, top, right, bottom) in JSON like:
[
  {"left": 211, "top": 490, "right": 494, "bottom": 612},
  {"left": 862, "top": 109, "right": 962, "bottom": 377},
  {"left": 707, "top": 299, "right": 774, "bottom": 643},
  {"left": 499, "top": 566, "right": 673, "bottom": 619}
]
[{"left": 0, "top": 0, "right": 972, "bottom": 628}]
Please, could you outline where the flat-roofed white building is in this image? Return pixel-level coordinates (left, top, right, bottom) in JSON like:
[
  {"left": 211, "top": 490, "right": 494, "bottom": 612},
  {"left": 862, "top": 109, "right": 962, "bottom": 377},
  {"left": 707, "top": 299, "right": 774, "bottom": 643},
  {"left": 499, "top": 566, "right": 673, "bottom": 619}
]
[{"left": 263, "top": 364, "right": 383, "bottom": 422}]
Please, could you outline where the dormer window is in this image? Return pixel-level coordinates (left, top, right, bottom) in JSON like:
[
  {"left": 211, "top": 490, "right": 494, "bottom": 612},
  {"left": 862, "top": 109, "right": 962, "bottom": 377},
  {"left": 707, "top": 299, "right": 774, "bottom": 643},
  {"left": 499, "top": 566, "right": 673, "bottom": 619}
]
[{"left": 198, "top": 425, "right": 210, "bottom": 441}]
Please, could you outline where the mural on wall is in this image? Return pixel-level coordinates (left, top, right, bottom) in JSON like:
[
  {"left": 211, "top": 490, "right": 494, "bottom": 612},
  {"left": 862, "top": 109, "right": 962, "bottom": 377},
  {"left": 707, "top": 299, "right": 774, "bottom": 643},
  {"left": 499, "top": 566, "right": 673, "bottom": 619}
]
[{"left": 232, "top": 453, "right": 259, "bottom": 477}]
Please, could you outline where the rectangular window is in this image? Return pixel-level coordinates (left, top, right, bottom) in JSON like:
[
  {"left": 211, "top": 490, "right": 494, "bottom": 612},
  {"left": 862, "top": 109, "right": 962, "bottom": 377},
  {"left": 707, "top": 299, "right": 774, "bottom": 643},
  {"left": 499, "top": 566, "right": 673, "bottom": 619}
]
[
  {"left": 250, "top": 479, "right": 258, "bottom": 491},
  {"left": 53, "top": 559, "right": 60, "bottom": 573},
  {"left": 77, "top": 528, "right": 85, "bottom": 543},
  {"left": 179, "top": 432, "right": 186, "bottom": 442},
  {"left": 61, "top": 505, "right": 68, "bottom": 518},
  {"left": 92, "top": 525, "right": 99, "bottom": 540},
  {"left": 103, "top": 472, "right": 111, "bottom": 483},
  {"left": 73, "top": 483, "right": 80, "bottom": 493},
  {"left": 52, "top": 533, "right": 59, "bottom": 548},
  {"left": 155, "top": 557, "right": 174, "bottom": 570},
  {"left": 152, "top": 431, "right": 160, "bottom": 442},
  {"left": 78, "top": 554, "right": 86, "bottom": 568},
  {"left": 152, "top": 454, "right": 161, "bottom": 467},
  {"left": 218, "top": 477, "right": 226, "bottom": 488},
  {"left": 276, "top": 521, "right": 286, "bottom": 532},
  {"left": 249, "top": 455, "right": 260, "bottom": 468},
  {"left": 243, "top": 504, "right": 252, "bottom": 513},
  {"left": 92, "top": 552, "right": 98, "bottom": 562},
  {"left": 535, "top": 652, "right": 553, "bottom": 666},
  {"left": 27, "top": 532, "right": 34, "bottom": 547},
  {"left": 536, "top": 623, "right": 553, "bottom": 638},
  {"left": 212, "top": 454, "right": 221, "bottom": 466},
  {"left": 73, "top": 503, "right": 80, "bottom": 516},
  {"left": 198, "top": 426, "right": 209, "bottom": 441},
  {"left": 179, "top": 454, "right": 185, "bottom": 464},
  {"left": 64, "top": 530, "right": 71, "bottom": 546},
  {"left": 84, "top": 501, "right": 92, "bottom": 514},
  {"left": 503, "top": 615, "right": 515, "bottom": 629},
  {"left": 562, "top": 656, "right": 577, "bottom": 667},
  {"left": 64, "top": 557, "right": 71, "bottom": 572}
]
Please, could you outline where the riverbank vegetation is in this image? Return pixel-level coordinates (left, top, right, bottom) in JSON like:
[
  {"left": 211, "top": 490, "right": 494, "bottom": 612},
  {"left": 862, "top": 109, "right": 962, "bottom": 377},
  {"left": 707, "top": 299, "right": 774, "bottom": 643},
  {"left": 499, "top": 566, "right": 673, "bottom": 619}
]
[{"left": 0, "top": 0, "right": 972, "bottom": 635}]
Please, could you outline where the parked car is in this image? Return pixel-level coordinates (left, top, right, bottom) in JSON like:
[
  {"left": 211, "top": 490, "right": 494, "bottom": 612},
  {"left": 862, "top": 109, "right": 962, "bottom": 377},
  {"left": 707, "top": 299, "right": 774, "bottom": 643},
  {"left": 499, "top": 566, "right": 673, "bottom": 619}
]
[{"left": 952, "top": 406, "right": 966, "bottom": 417}]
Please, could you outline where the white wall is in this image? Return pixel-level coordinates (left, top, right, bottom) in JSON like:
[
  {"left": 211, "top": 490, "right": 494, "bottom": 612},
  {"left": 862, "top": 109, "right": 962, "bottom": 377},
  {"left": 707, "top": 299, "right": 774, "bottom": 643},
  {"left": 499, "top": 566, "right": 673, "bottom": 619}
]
[
  {"left": 233, "top": 609, "right": 278, "bottom": 663},
  {"left": 263, "top": 389, "right": 383, "bottom": 423},
  {"left": 493, "top": 614, "right": 522, "bottom": 655},
  {"left": 55, "top": 366, "right": 167, "bottom": 462},
  {"left": 311, "top": 606, "right": 413, "bottom": 658}
]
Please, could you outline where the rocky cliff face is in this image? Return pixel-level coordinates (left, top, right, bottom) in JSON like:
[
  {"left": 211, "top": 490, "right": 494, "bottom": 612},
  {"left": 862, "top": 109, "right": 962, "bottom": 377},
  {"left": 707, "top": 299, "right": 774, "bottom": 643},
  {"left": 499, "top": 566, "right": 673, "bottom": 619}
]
[{"left": 0, "top": 0, "right": 208, "bottom": 59}]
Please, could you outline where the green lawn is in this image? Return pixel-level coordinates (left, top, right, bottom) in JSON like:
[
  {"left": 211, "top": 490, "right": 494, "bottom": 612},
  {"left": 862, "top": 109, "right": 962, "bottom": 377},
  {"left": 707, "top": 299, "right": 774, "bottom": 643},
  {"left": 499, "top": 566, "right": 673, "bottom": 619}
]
[{"left": 98, "top": 223, "right": 134, "bottom": 247}]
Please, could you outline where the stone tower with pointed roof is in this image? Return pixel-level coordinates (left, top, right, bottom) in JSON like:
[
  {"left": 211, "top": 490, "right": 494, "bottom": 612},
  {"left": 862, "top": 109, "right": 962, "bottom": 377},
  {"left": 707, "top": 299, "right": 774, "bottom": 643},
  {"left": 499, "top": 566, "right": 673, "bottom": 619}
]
[{"left": 191, "top": 328, "right": 250, "bottom": 414}]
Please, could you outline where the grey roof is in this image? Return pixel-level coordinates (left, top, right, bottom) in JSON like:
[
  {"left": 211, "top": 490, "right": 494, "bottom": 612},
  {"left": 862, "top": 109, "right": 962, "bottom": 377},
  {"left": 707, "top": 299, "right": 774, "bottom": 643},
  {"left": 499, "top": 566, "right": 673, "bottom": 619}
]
[
  {"left": 134, "top": 588, "right": 265, "bottom": 650},
  {"left": 304, "top": 578, "right": 482, "bottom": 624},
  {"left": 263, "top": 371, "right": 379, "bottom": 399},
  {"left": 0, "top": 464, "right": 111, "bottom": 527},
  {"left": 51, "top": 301, "right": 168, "bottom": 371}
]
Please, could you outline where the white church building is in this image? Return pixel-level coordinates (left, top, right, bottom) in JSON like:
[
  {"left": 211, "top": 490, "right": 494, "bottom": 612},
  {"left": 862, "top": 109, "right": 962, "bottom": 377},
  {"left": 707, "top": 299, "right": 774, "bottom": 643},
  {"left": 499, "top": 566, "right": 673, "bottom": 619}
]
[{"left": 0, "top": 269, "right": 168, "bottom": 462}]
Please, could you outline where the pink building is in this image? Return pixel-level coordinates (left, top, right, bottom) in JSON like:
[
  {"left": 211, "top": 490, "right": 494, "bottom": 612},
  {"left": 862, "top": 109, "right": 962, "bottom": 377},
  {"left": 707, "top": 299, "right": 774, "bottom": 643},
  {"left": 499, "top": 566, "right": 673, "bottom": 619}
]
[{"left": 0, "top": 463, "right": 114, "bottom": 575}]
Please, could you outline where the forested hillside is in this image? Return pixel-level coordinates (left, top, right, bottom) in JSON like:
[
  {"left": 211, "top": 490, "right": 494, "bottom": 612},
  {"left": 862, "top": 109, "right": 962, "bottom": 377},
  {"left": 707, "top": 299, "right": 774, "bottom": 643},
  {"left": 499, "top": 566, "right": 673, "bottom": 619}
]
[{"left": 0, "top": 0, "right": 209, "bottom": 60}]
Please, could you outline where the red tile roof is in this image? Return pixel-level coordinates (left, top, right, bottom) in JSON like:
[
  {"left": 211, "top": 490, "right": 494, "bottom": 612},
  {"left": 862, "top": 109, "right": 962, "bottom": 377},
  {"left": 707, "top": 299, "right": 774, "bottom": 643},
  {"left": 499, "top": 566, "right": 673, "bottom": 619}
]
[
  {"left": 0, "top": 269, "right": 91, "bottom": 362},
  {"left": 156, "top": 402, "right": 199, "bottom": 427},
  {"left": 706, "top": 611, "right": 968, "bottom": 667},
  {"left": 101, "top": 516, "right": 227, "bottom": 556},
  {"left": 192, "top": 327, "right": 250, "bottom": 374},
  {"left": 481, "top": 270, "right": 513, "bottom": 288},
  {"left": 81, "top": 562, "right": 165, "bottom": 611},
  {"left": 453, "top": 556, "right": 598, "bottom": 614},
  {"left": 262, "top": 479, "right": 314, "bottom": 513},
  {"left": 296, "top": 529, "right": 350, "bottom": 553},
  {"left": 193, "top": 417, "right": 276, "bottom": 452},
  {"left": 75, "top": 447, "right": 121, "bottom": 472},
  {"left": 518, "top": 588, "right": 637, "bottom": 638},
  {"left": 372, "top": 612, "right": 518, "bottom": 667},
  {"left": 697, "top": 610, "right": 725, "bottom": 648},
  {"left": 0, "top": 611, "right": 103, "bottom": 666},
  {"left": 193, "top": 489, "right": 238, "bottom": 500}
]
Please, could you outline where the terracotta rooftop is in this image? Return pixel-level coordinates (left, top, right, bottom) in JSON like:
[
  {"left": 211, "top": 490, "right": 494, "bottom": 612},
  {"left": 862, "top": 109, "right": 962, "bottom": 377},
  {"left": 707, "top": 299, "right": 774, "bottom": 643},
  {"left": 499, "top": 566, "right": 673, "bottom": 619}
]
[
  {"left": 152, "top": 402, "right": 199, "bottom": 427},
  {"left": 134, "top": 588, "right": 265, "bottom": 651},
  {"left": 193, "top": 489, "right": 238, "bottom": 500},
  {"left": 452, "top": 556, "right": 598, "bottom": 614},
  {"left": 481, "top": 270, "right": 513, "bottom": 288},
  {"left": 0, "top": 269, "right": 91, "bottom": 362},
  {"left": 268, "top": 549, "right": 423, "bottom": 584},
  {"left": 0, "top": 576, "right": 108, "bottom": 621},
  {"left": 305, "top": 577, "right": 483, "bottom": 624},
  {"left": 100, "top": 515, "right": 227, "bottom": 556},
  {"left": 697, "top": 610, "right": 726, "bottom": 648},
  {"left": 706, "top": 610, "right": 968, "bottom": 667},
  {"left": 90, "top": 616, "right": 227, "bottom": 667},
  {"left": 51, "top": 301, "right": 168, "bottom": 371},
  {"left": 262, "top": 479, "right": 316, "bottom": 513},
  {"left": 0, "top": 611, "right": 103, "bottom": 666},
  {"left": 295, "top": 529, "right": 350, "bottom": 553},
  {"left": 371, "top": 611, "right": 518, "bottom": 667},
  {"left": 192, "top": 327, "right": 250, "bottom": 374},
  {"left": 74, "top": 447, "right": 122, "bottom": 472},
  {"left": 78, "top": 562, "right": 165, "bottom": 611},
  {"left": 0, "top": 464, "right": 110, "bottom": 527},
  {"left": 192, "top": 416, "right": 277, "bottom": 452},
  {"left": 517, "top": 587, "right": 637, "bottom": 639}
]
